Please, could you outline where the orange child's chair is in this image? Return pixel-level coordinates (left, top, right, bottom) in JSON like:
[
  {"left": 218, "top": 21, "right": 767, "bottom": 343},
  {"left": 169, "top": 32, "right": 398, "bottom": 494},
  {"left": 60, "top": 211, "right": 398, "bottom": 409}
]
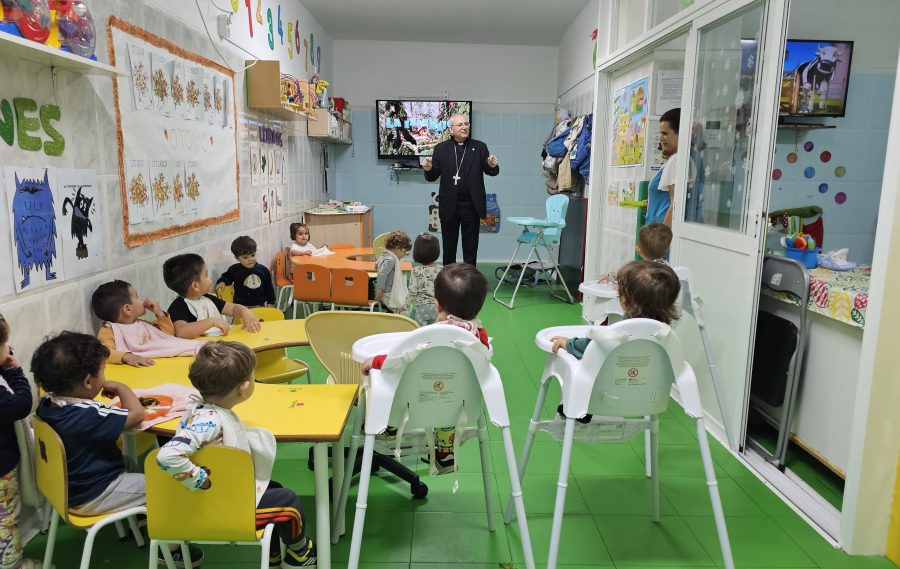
[
  {"left": 273, "top": 249, "right": 295, "bottom": 313},
  {"left": 330, "top": 268, "right": 375, "bottom": 311},
  {"left": 292, "top": 264, "right": 331, "bottom": 319}
]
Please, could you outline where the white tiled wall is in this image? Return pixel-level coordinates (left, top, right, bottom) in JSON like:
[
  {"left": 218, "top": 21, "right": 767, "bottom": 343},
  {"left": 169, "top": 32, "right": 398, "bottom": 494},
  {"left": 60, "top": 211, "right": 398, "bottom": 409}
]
[{"left": 0, "top": 2, "right": 329, "bottom": 372}]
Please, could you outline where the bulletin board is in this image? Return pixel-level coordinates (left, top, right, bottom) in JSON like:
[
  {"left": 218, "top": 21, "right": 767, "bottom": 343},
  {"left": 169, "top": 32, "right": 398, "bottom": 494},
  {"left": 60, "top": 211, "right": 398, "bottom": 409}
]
[{"left": 107, "top": 17, "right": 239, "bottom": 247}]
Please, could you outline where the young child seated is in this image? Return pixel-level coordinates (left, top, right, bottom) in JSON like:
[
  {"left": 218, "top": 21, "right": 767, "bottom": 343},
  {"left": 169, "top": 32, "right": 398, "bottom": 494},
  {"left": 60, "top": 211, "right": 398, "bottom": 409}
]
[
  {"left": 0, "top": 315, "right": 42, "bottom": 569},
  {"left": 404, "top": 233, "right": 441, "bottom": 326},
  {"left": 32, "top": 331, "right": 205, "bottom": 567},
  {"left": 374, "top": 230, "right": 412, "bottom": 312},
  {"left": 215, "top": 236, "right": 276, "bottom": 308},
  {"left": 364, "top": 263, "right": 490, "bottom": 474},
  {"left": 92, "top": 280, "right": 202, "bottom": 367},
  {"left": 555, "top": 260, "right": 679, "bottom": 358},
  {"left": 598, "top": 222, "right": 673, "bottom": 284},
  {"left": 289, "top": 222, "right": 324, "bottom": 256},
  {"left": 157, "top": 342, "right": 316, "bottom": 568},
  {"left": 163, "top": 253, "right": 261, "bottom": 338}
]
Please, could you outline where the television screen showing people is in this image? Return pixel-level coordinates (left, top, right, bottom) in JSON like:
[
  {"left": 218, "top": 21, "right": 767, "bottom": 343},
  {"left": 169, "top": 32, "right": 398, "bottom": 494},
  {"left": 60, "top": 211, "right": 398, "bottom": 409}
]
[
  {"left": 376, "top": 100, "right": 472, "bottom": 158},
  {"left": 780, "top": 40, "right": 854, "bottom": 117}
]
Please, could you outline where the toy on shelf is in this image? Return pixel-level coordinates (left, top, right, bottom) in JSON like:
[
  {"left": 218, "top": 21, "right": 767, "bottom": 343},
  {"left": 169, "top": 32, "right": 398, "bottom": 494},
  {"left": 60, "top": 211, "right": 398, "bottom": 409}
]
[
  {"left": 280, "top": 73, "right": 303, "bottom": 109},
  {"left": 55, "top": 0, "right": 95, "bottom": 58},
  {"left": 2, "top": 0, "right": 51, "bottom": 43}
]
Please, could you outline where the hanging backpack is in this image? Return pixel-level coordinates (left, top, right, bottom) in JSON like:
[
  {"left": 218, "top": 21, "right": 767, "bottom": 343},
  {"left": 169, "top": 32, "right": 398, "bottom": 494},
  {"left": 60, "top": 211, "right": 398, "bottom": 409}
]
[
  {"left": 570, "top": 113, "right": 593, "bottom": 174},
  {"left": 546, "top": 128, "right": 571, "bottom": 157}
]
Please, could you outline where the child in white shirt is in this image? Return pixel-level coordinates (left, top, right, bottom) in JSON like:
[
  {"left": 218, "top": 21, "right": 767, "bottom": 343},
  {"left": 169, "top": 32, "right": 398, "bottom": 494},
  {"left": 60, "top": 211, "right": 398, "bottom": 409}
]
[{"left": 289, "top": 222, "right": 324, "bottom": 256}]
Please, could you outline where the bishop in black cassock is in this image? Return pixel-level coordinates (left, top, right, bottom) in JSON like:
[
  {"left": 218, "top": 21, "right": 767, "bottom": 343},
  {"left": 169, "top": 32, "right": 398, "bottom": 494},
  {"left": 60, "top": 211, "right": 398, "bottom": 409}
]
[{"left": 424, "top": 114, "right": 499, "bottom": 266}]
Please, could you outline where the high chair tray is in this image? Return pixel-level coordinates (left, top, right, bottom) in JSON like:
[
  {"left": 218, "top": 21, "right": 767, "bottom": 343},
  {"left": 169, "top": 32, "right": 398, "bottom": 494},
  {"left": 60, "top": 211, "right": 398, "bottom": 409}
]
[
  {"left": 535, "top": 325, "right": 592, "bottom": 353},
  {"left": 352, "top": 332, "right": 410, "bottom": 362},
  {"left": 579, "top": 280, "right": 619, "bottom": 298},
  {"left": 507, "top": 216, "right": 565, "bottom": 228}
]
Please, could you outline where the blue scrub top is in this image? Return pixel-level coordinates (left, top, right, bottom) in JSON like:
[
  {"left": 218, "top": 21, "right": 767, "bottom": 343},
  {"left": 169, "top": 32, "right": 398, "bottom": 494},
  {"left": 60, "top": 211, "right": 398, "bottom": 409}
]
[{"left": 645, "top": 164, "right": 670, "bottom": 225}]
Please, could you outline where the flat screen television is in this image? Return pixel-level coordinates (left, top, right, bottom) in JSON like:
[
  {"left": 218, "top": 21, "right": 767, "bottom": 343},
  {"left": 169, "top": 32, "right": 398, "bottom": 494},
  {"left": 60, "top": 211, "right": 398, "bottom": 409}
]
[
  {"left": 780, "top": 39, "right": 854, "bottom": 117},
  {"left": 376, "top": 100, "right": 472, "bottom": 159}
]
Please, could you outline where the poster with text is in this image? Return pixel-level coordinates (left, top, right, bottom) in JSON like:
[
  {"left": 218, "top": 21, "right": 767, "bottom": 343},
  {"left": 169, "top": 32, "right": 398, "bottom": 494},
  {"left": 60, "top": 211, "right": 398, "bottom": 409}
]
[
  {"left": 110, "top": 18, "right": 238, "bottom": 247},
  {"left": 56, "top": 168, "right": 103, "bottom": 280},
  {"left": 172, "top": 60, "right": 189, "bottom": 120},
  {"left": 611, "top": 77, "right": 649, "bottom": 166},
  {"left": 124, "top": 158, "right": 153, "bottom": 224},
  {"left": 128, "top": 43, "right": 152, "bottom": 111},
  {"left": 4, "top": 167, "right": 65, "bottom": 293},
  {"left": 151, "top": 52, "right": 173, "bottom": 116},
  {"left": 250, "top": 144, "right": 260, "bottom": 188}
]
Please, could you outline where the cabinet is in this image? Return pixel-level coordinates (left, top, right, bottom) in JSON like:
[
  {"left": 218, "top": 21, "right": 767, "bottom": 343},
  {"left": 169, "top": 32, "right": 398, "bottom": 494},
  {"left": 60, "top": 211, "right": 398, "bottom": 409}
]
[
  {"left": 308, "top": 108, "right": 353, "bottom": 144},
  {"left": 304, "top": 208, "right": 373, "bottom": 248},
  {"left": 558, "top": 195, "right": 588, "bottom": 300}
]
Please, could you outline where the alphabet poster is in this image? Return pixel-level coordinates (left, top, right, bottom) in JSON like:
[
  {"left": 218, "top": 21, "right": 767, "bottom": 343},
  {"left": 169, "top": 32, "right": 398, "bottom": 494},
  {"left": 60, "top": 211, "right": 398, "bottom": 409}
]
[
  {"left": 109, "top": 17, "right": 239, "bottom": 247},
  {"left": 611, "top": 77, "right": 649, "bottom": 166},
  {"left": 3, "top": 167, "right": 105, "bottom": 293}
]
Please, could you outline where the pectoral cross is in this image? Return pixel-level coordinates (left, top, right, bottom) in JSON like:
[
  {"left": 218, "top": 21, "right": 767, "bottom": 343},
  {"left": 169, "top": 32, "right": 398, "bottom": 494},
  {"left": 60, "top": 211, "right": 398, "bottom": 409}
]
[{"left": 452, "top": 174, "right": 460, "bottom": 185}]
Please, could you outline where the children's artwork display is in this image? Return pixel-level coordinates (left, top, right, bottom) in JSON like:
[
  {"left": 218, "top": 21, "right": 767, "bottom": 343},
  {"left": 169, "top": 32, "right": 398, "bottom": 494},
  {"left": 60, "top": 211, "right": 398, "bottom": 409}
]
[
  {"left": 480, "top": 193, "right": 501, "bottom": 233},
  {"left": 57, "top": 168, "right": 103, "bottom": 280},
  {"left": 108, "top": 17, "right": 239, "bottom": 247},
  {"left": 250, "top": 144, "right": 260, "bottom": 188},
  {"left": 3, "top": 167, "right": 104, "bottom": 293},
  {"left": 611, "top": 77, "right": 649, "bottom": 166}
]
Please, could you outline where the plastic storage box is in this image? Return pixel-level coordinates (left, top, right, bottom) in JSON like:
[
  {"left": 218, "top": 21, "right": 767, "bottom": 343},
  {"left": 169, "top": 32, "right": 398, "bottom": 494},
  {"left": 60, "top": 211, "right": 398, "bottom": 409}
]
[{"left": 784, "top": 246, "right": 820, "bottom": 269}]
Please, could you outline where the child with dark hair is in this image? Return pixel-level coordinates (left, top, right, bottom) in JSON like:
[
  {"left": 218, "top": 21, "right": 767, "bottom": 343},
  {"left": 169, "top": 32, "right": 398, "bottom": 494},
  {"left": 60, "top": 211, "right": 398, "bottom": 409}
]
[
  {"left": 363, "top": 263, "right": 490, "bottom": 473},
  {"left": 637, "top": 222, "right": 673, "bottom": 262},
  {"left": 404, "top": 233, "right": 441, "bottom": 325},
  {"left": 0, "top": 315, "right": 42, "bottom": 569},
  {"left": 554, "top": 260, "right": 680, "bottom": 358},
  {"left": 32, "top": 332, "right": 144, "bottom": 512},
  {"left": 157, "top": 342, "right": 316, "bottom": 568},
  {"left": 92, "top": 280, "right": 201, "bottom": 367},
  {"left": 552, "top": 261, "right": 680, "bottom": 423},
  {"left": 375, "top": 231, "right": 412, "bottom": 311},
  {"left": 215, "top": 236, "right": 276, "bottom": 308},
  {"left": 163, "top": 253, "right": 260, "bottom": 338},
  {"left": 288, "top": 223, "right": 325, "bottom": 256}
]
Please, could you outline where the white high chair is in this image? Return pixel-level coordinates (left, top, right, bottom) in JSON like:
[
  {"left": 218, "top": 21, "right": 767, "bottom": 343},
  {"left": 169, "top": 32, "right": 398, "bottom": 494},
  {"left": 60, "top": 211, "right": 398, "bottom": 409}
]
[
  {"left": 506, "top": 319, "right": 734, "bottom": 569},
  {"left": 344, "top": 325, "right": 536, "bottom": 569}
]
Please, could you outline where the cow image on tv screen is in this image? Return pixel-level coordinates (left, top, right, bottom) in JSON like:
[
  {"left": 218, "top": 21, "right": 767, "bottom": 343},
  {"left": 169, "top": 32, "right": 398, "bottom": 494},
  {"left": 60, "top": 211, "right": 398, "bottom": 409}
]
[{"left": 780, "top": 40, "right": 854, "bottom": 117}]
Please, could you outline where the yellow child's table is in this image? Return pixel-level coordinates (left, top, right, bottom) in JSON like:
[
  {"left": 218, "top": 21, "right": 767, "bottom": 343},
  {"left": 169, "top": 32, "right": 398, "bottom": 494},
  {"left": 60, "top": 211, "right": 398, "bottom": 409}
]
[{"left": 104, "top": 319, "right": 352, "bottom": 569}]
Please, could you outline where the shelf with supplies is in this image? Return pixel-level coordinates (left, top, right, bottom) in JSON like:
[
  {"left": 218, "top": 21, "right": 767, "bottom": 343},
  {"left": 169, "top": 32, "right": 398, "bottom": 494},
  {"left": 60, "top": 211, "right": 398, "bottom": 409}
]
[
  {"left": 308, "top": 108, "right": 352, "bottom": 144},
  {"left": 0, "top": 30, "right": 126, "bottom": 76},
  {"left": 245, "top": 59, "right": 317, "bottom": 121}
]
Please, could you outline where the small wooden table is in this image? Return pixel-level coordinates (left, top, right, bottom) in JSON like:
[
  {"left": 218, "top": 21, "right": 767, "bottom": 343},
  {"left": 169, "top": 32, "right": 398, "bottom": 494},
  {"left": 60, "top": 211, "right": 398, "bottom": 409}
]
[{"left": 204, "top": 318, "right": 309, "bottom": 350}]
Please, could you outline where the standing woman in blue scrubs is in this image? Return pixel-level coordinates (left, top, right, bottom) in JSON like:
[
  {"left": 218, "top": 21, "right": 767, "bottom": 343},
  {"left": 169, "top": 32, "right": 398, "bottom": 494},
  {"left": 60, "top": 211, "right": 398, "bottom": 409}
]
[{"left": 645, "top": 108, "right": 682, "bottom": 227}]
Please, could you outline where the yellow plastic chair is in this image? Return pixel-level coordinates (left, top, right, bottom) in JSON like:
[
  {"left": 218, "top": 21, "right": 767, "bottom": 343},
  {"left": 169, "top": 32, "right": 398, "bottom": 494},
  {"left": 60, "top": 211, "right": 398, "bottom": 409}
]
[
  {"left": 304, "top": 311, "right": 417, "bottom": 385},
  {"left": 248, "top": 307, "right": 312, "bottom": 384},
  {"left": 34, "top": 418, "right": 146, "bottom": 569},
  {"left": 145, "top": 447, "right": 276, "bottom": 569},
  {"left": 371, "top": 232, "right": 390, "bottom": 261},
  {"left": 217, "top": 284, "right": 236, "bottom": 303}
]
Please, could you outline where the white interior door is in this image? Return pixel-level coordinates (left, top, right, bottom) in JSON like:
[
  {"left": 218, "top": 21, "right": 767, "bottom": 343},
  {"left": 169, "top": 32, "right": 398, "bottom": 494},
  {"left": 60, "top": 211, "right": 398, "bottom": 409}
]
[{"left": 671, "top": 0, "right": 789, "bottom": 449}]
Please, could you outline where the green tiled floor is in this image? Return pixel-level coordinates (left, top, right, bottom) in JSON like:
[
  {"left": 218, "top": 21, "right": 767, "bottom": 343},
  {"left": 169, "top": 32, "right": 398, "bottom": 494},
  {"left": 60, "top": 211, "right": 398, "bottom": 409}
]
[{"left": 24, "top": 266, "right": 897, "bottom": 568}]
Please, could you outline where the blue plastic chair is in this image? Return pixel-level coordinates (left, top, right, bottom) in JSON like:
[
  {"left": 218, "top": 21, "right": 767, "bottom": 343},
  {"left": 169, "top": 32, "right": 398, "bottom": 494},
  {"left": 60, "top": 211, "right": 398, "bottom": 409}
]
[{"left": 493, "top": 194, "right": 575, "bottom": 308}]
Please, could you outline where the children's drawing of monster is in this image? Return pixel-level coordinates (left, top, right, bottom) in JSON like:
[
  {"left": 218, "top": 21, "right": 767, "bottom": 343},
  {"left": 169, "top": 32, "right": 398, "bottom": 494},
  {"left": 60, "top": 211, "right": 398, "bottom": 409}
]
[
  {"left": 62, "top": 185, "right": 94, "bottom": 259},
  {"left": 12, "top": 170, "right": 58, "bottom": 289}
]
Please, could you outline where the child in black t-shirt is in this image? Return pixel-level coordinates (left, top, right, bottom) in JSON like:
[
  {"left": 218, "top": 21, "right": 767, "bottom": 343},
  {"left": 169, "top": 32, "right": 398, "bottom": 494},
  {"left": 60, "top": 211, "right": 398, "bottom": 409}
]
[
  {"left": 215, "top": 236, "right": 276, "bottom": 308},
  {"left": 163, "top": 253, "right": 260, "bottom": 338}
]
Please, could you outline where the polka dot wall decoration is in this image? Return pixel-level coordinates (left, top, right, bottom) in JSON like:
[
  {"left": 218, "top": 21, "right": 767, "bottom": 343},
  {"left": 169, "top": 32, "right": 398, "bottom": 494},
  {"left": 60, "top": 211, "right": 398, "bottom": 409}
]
[
  {"left": 835, "top": 166, "right": 847, "bottom": 177},
  {"left": 835, "top": 191, "right": 847, "bottom": 204},
  {"left": 820, "top": 151, "right": 831, "bottom": 163},
  {"left": 804, "top": 141, "right": 814, "bottom": 152},
  {"left": 772, "top": 169, "right": 782, "bottom": 180},
  {"left": 819, "top": 183, "right": 828, "bottom": 193},
  {"left": 804, "top": 167, "right": 816, "bottom": 178},
  {"left": 787, "top": 152, "right": 798, "bottom": 163}
]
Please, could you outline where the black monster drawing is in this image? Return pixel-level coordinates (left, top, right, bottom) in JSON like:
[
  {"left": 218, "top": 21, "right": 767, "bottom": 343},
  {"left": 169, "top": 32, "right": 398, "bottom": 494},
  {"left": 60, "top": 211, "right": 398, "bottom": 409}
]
[{"left": 62, "top": 185, "right": 94, "bottom": 259}]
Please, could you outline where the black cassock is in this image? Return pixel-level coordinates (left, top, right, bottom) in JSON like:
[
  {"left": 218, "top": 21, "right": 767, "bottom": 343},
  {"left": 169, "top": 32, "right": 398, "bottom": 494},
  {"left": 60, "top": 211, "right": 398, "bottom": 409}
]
[{"left": 424, "top": 137, "right": 499, "bottom": 266}]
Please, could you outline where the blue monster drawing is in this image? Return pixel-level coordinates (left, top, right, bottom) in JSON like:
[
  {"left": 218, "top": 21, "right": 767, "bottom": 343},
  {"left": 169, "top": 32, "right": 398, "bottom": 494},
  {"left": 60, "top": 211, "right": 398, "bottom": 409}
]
[{"left": 13, "top": 170, "right": 58, "bottom": 289}]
